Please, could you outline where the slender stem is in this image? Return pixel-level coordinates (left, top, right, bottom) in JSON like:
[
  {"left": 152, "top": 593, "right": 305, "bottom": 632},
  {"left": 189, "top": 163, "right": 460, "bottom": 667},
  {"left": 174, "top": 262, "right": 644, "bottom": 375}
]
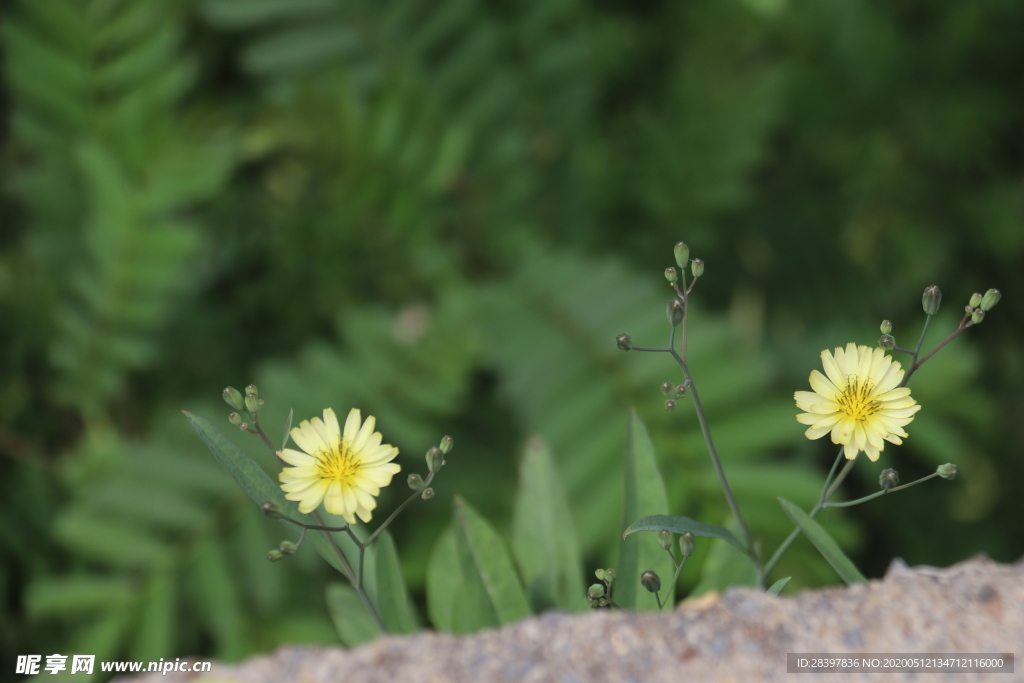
[
  {"left": 823, "top": 472, "right": 941, "bottom": 508},
  {"left": 670, "top": 349, "right": 758, "bottom": 566},
  {"left": 653, "top": 590, "right": 664, "bottom": 612},
  {"left": 312, "top": 511, "right": 356, "bottom": 583},
  {"left": 905, "top": 314, "right": 971, "bottom": 385},
  {"left": 363, "top": 472, "right": 435, "bottom": 546}
]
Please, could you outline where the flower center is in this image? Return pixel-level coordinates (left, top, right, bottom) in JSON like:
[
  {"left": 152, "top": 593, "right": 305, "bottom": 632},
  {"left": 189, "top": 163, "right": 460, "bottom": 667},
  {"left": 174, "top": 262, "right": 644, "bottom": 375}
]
[
  {"left": 317, "top": 443, "right": 358, "bottom": 484},
  {"left": 838, "top": 376, "right": 879, "bottom": 421}
]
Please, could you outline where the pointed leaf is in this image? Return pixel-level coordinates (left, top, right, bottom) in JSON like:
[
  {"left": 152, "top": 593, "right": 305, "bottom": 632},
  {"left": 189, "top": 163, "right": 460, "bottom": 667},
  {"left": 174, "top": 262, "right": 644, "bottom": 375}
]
[
  {"left": 623, "top": 514, "right": 757, "bottom": 564},
  {"left": 511, "top": 437, "right": 587, "bottom": 612},
  {"left": 778, "top": 498, "right": 866, "bottom": 584},
  {"left": 617, "top": 410, "right": 673, "bottom": 610},
  {"left": 374, "top": 531, "right": 417, "bottom": 634},
  {"left": 426, "top": 526, "right": 459, "bottom": 632},
  {"left": 452, "top": 495, "right": 531, "bottom": 628},
  {"left": 766, "top": 577, "right": 791, "bottom": 596}
]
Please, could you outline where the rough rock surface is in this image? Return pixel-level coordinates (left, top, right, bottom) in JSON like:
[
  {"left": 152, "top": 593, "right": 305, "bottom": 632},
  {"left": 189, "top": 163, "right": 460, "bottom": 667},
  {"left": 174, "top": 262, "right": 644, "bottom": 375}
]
[{"left": 119, "top": 555, "right": 1022, "bottom": 683}]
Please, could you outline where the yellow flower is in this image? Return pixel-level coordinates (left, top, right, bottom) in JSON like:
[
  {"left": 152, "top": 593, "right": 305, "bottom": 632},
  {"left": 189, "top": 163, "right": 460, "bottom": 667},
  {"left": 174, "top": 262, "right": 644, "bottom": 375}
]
[
  {"left": 794, "top": 343, "right": 921, "bottom": 462},
  {"left": 278, "top": 408, "right": 400, "bottom": 523}
]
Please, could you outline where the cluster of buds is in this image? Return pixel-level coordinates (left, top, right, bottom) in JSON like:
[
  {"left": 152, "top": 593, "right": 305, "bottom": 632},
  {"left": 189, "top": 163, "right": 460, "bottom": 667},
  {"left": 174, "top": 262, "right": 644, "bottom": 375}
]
[
  {"left": 965, "top": 288, "right": 1000, "bottom": 326},
  {"left": 223, "top": 384, "right": 264, "bottom": 432},
  {"left": 587, "top": 568, "right": 617, "bottom": 608},
  {"left": 661, "top": 381, "right": 687, "bottom": 410}
]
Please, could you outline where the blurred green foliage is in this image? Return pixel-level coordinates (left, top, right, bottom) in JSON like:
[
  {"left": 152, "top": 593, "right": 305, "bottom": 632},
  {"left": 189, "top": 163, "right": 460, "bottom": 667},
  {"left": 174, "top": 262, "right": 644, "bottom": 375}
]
[{"left": 3, "top": 0, "right": 1022, "bottom": 674}]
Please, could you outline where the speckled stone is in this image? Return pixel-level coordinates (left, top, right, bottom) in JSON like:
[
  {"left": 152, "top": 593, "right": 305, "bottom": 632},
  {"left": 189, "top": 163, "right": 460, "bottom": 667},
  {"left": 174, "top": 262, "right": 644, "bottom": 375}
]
[{"left": 117, "top": 555, "right": 1023, "bottom": 683}]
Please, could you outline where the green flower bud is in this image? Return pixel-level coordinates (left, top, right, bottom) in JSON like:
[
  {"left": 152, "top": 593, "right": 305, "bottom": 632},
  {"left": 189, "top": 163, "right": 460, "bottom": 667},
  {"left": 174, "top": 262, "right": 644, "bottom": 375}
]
[
  {"left": 603, "top": 568, "right": 616, "bottom": 582},
  {"left": 676, "top": 383, "right": 687, "bottom": 399},
  {"left": 261, "top": 501, "right": 283, "bottom": 519},
  {"left": 969, "top": 292, "right": 983, "bottom": 309},
  {"left": 937, "top": 463, "right": 958, "bottom": 480},
  {"left": 981, "top": 288, "right": 1001, "bottom": 311},
  {"left": 922, "top": 285, "right": 942, "bottom": 316},
  {"left": 244, "top": 392, "right": 259, "bottom": 414},
  {"left": 879, "top": 468, "right": 899, "bottom": 491},
  {"left": 691, "top": 258, "right": 704, "bottom": 279},
  {"left": 666, "top": 298, "right": 685, "bottom": 327},
  {"left": 267, "top": 549, "right": 283, "bottom": 562},
  {"left": 594, "top": 568, "right": 606, "bottom": 581},
  {"left": 879, "top": 320, "right": 892, "bottom": 334},
  {"left": 439, "top": 435, "right": 454, "bottom": 454},
  {"left": 878, "top": 334, "right": 895, "bottom": 351},
  {"left": 971, "top": 308, "right": 985, "bottom": 325},
  {"left": 222, "top": 387, "right": 245, "bottom": 411},
  {"left": 665, "top": 399, "right": 677, "bottom": 410},
  {"left": 658, "top": 529, "right": 673, "bottom": 550},
  {"left": 588, "top": 583, "right": 606, "bottom": 600},
  {"left": 421, "top": 488, "right": 434, "bottom": 500},
  {"left": 641, "top": 570, "right": 661, "bottom": 593},
  {"left": 674, "top": 242, "right": 690, "bottom": 269},
  {"left": 616, "top": 333, "right": 633, "bottom": 351},
  {"left": 278, "top": 541, "right": 298, "bottom": 555},
  {"left": 426, "top": 447, "right": 445, "bottom": 473},
  {"left": 407, "top": 473, "right": 425, "bottom": 491},
  {"left": 660, "top": 381, "right": 674, "bottom": 398},
  {"left": 664, "top": 267, "right": 678, "bottom": 284},
  {"left": 679, "top": 531, "right": 695, "bottom": 558},
  {"left": 245, "top": 384, "right": 258, "bottom": 399},
  {"left": 239, "top": 422, "right": 249, "bottom": 432},
  {"left": 228, "top": 412, "right": 243, "bottom": 426}
]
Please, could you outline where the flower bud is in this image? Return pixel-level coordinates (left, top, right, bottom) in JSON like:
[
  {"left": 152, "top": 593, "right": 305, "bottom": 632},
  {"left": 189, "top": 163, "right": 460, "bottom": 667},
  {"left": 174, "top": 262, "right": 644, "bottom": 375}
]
[
  {"left": 664, "top": 267, "right": 678, "bottom": 284},
  {"left": 228, "top": 412, "right": 243, "bottom": 426},
  {"left": 594, "top": 568, "right": 606, "bottom": 581},
  {"left": 588, "top": 583, "right": 606, "bottom": 600},
  {"left": 665, "top": 400, "right": 676, "bottom": 410},
  {"left": 641, "top": 570, "right": 661, "bottom": 593},
  {"left": 616, "top": 333, "right": 633, "bottom": 351},
  {"left": 421, "top": 488, "right": 434, "bottom": 500},
  {"left": 879, "top": 320, "right": 892, "bottom": 334},
  {"left": 239, "top": 422, "right": 249, "bottom": 432},
  {"left": 439, "top": 435, "right": 454, "bottom": 454},
  {"left": 691, "top": 258, "right": 705, "bottom": 279},
  {"left": 244, "top": 392, "right": 259, "bottom": 414},
  {"left": 407, "top": 473, "right": 425, "bottom": 491},
  {"left": 970, "top": 308, "right": 985, "bottom": 325},
  {"left": 679, "top": 531, "right": 695, "bottom": 558},
  {"left": 658, "top": 529, "right": 672, "bottom": 550},
  {"left": 922, "top": 285, "right": 941, "bottom": 316},
  {"left": 603, "top": 568, "right": 616, "bottom": 582},
  {"left": 937, "top": 463, "right": 958, "bottom": 480},
  {"left": 878, "top": 334, "right": 895, "bottom": 351},
  {"left": 968, "top": 292, "right": 983, "bottom": 309},
  {"left": 426, "top": 447, "right": 445, "bottom": 473},
  {"left": 267, "top": 549, "right": 283, "bottom": 562},
  {"left": 666, "top": 298, "right": 685, "bottom": 327},
  {"left": 245, "top": 384, "right": 258, "bottom": 399},
  {"left": 222, "top": 387, "right": 245, "bottom": 411},
  {"left": 278, "top": 541, "right": 298, "bottom": 555},
  {"left": 261, "top": 501, "right": 283, "bottom": 519},
  {"left": 981, "top": 288, "right": 1001, "bottom": 311},
  {"left": 674, "top": 241, "right": 690, "bottom": 269},
  {"left": 660, "top": 381, "right": 674, "bottom": 398},
  {"left": 879, "top": 468, "right": 899, "bottom": 491}
]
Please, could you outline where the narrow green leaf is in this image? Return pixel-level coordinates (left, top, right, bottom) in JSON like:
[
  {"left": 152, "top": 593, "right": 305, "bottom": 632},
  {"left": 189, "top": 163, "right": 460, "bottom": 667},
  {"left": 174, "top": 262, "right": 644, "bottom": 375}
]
[
  {"left": 25, "top": 575, "right": 135, "bottom": 618},
  {"left": 426, "top": 526, "right": 459, "bottom": 632},
  {"left": 623, "top": 514, "right": 757, "bottom": 564},
  {"left": 191, "top": 539, "right": 247, "bottom": 660},
  {"left": 374, "top": 531, "right": 417, "bottom": 634},
  {"left": 326, "top": 583, "right": 381, "bottom": 647},
  {"left": 511, "top": 437, "right": 587, "bottom": 612},
  {"left": 617, "top": 410, "right": 673, "bottom": 610},
  {"left": 131, "top": 568, "right": 176, "bottom": 661},
  {"left": 452, "top": 496, "right": 532, "bottom": 628},
  {"left": 778, "top": 498, "right": 866, "bottom": 584},
  {"left": 182, "top": 410, "right": 355, "bottom": 575},
  {"left": 281, "top": 407, "right": 293, "bottom": 451},
  {"left": 767, "top": 577, "right": 791, "bottom": 596}
]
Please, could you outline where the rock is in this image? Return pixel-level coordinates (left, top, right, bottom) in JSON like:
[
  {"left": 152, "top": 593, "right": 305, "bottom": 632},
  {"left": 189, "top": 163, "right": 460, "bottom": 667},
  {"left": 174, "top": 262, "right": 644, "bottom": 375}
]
[{"left": 117, "top": 555, "right": 1022, "bottom": 683}]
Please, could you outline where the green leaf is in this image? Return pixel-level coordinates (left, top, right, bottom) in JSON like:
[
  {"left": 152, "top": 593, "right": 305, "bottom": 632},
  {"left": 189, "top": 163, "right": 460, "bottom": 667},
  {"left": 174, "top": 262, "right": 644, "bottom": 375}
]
[
  {"left": 766, "top": 577, "right": 791, "bottom": 596},
  {"left": 452, "top": 495, "right": 532, "bottom": 630},
  {"left": 326, "top": 583, "right": 381, "bottom": 647},
  {"left": 182, "top": 410, "right": 355, "bottom": 575},
  {"left": 778, "top": 498, "right": 866, "bottom": 584},
  {"left": 511, "top": 437, "right": 587, "bottom": 613},
  {"left": 373, "top": 531, "right": 417, "bottom": 634},
  {"left": 191, "top": 539, "right": 247, "bottom": 660},
  {"left": 617, "top": 409, "right": 673, "bottom": 610},
  {"left": 623, "top": 514, "right": 757, "bottom": 564},
  {"left": 130, "top": 568, "right": 176, "bottom": 661},
  {"left": 425, "top": 526, "right": 459, "bottom": 632},
  {"left": 25, "top": 575, "right": 135, "bottom": 618}
]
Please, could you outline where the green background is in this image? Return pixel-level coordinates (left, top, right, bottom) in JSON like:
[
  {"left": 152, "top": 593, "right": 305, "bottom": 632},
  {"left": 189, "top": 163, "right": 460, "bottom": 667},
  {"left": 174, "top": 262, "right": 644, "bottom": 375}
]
[{"left": 2, "top": 0, "right": 1022, "bottom": 671}]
